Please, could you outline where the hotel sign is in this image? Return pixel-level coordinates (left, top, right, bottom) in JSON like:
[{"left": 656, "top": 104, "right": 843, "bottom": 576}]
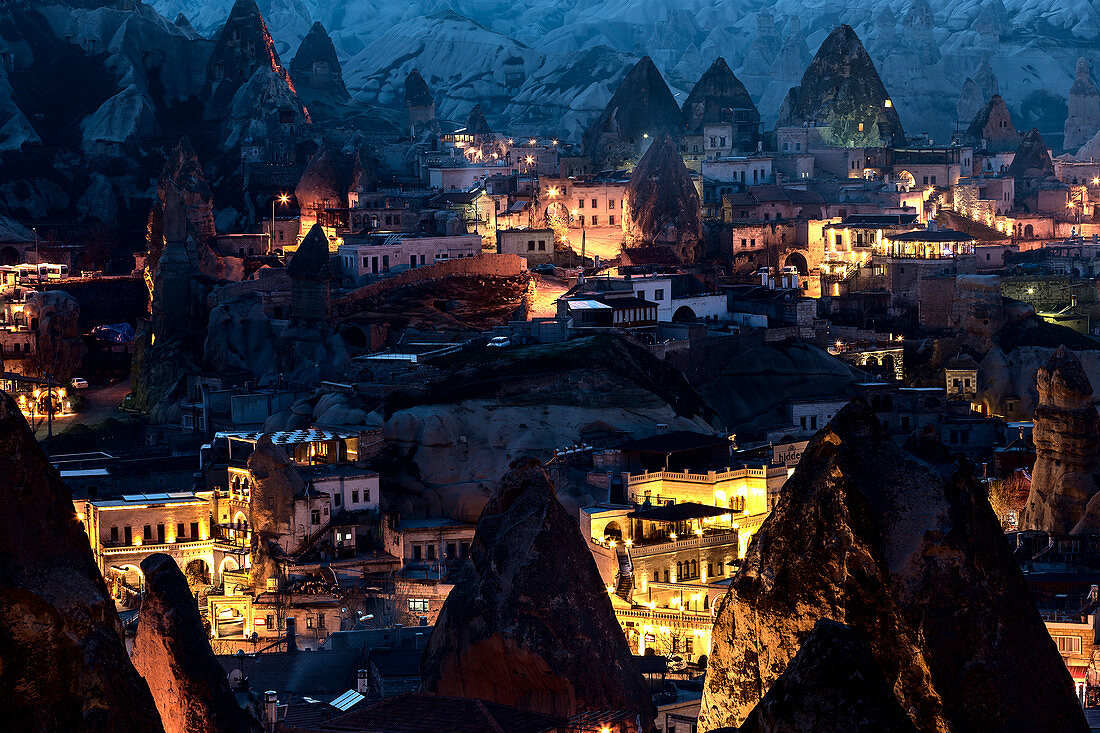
[{"left": 772, "top": 440, "right": 809, "bottom": 468}]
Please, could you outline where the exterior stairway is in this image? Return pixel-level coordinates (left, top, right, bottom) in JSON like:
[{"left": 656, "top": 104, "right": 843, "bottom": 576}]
[{"left": 614, "top": 547, "right": 634, "bottom": 602}]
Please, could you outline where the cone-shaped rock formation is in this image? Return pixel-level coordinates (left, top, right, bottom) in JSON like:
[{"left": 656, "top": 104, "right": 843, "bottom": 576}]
[
  {"left": 964, "top": 95, "right": 1021, "bottom": 153},
  {"left": 205, "top": 0, "right": 281, "bottom": 117},
  {"left": 131, "top": 554, "right": 259, "bottom": 733},
  {"left": 421, "top": 459, "right": 654, "bottom": 723},
  {"left": 0, "top": 390, "right": 164, "bottom": 732},
  {"left": 777, "top": 25, "right": 904, "bottom": 147},
  {"left": 582, "top": 56, "right": 682, "bottom": 167},
  {"left": 290, "top": 21, "right": 350, "bottom": 103},
  {"left": 1007, "top": 128, "right": 1054, "bottom": 179},
  {"left": 681, "top": 57, "right": 759, "bottom": 151},
  {"left": 698, "top": 400, "right": 1087, "bottom": 732},
  {"left": 623, "top": 133, "right": 702, "bottom": 263},
  {"left": 1021, "top": 346, "right": 1100, "bottom": 534}
]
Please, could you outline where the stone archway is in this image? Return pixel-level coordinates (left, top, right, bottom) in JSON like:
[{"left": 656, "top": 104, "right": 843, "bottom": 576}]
[
  {"left": 1024, "top": 224, "right": 1034, "bottom": 238},
  {"left": 784, "top": 251, "right": 809, "bottom": 275},
  {"left": 544, "top": 201, "right": 570, "bottom": 230},
  {"left": 897, "top": 170, "right": 915, "bottom": 190},
  {"left": 185, "top": 558, "right": 211, "bottom": 586},
  {"left": 604, "top": 521, "right": 623, "bottom": 541},
  {"left": 672, "top": 305, "right": 697, "bottom": 322}
]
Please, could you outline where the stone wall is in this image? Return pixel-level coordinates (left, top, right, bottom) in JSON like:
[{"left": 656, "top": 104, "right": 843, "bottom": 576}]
[
  {"left": 332, "top": 254, "right": 528, "bottom": 317},
  {"left": 1001, "top": 276, "right": 1099, "bottom": 313}
]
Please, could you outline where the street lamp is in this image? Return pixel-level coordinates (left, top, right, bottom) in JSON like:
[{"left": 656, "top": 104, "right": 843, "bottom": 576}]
[{"left": 271, "top": 193, "right": 289, "bottom": 253}]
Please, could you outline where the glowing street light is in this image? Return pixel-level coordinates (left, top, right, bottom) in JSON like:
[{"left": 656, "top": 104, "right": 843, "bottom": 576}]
[{"left": 547, "top": 187, "right": 559, "bottom": 197}]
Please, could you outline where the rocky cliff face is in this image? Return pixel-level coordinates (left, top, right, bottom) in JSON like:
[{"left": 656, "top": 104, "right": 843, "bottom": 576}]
[
  {"left": 0, "top": 390, "right": 164, "bottom": 732},
  {"left": 420, "top": 459, "right": 654, "bottom": 723},
  {"left": 698, "top": 400, "right": 1087, "bottom": 733},
  {"left": 157, "top": 137, "right": 216, "bottom": 243},
  {"left": 1065, "top": 58, "right": 1100, "bottom": 152},
  {"left": 1021, "top": 346, "right": 1100, "bottom": 534},
  {"left": 623, "top": 133, "right": 701, "bottom": 263},
  {"left": 736, "top": 620, "right": 917, "bottom": 733},
  {"left": 23, "top": 290, "right": 88, "bottom": 383},
  {"left": 205, "top": 0, "right": 281, "bottom": 117},
  {"left": 777, "top": 25, "right": 904, "bottom": 147},
  {"left": 131, "top": 553, "right": 259, "bottom": 733}
]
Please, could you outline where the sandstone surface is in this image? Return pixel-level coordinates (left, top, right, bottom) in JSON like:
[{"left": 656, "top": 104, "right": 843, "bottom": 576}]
[
  {"left": 699, "top": 400, "right": 1086, "bottom": 732},
  {"left": 0, "top": 390, "right": 164, "bottom": 732},
  {"left": 421, "top": 459, "right": 654, "bottom": 724},
  {"left": 1021, "top": 346, "right": 1100, "bottom": 533},
  {"left": 131, "top": 553, "right": 258, "bottom": 733}
]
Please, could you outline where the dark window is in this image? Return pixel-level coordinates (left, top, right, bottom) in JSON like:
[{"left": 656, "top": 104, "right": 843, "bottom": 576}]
[
  {"left": 446, "top": 542, "right": 457, "bottom": 558},
  {"left": 426, "top": 544, "right": 436, "bottom": 560},
  {"left": 177, "top": 522, "right": 185, "bottom": 539},
  {"left": 460, "top": 542, "right": 470, "bottom": 557},
  {"left": 190, "top": 522, "right": 199, "bottom": 539},
  {"left": 143, "top": 525, "right": 152, "bottom": 541},
  {"left": 156, "top": 524, "right": 164, "bottom": 543},
  {"left": 413, "top": 545, "right": 422, "bottom": 560},
  {"left": 125, "top": 526, "right": 132, "bottom": 545},
  {"left": 110, "top": 526, "right": 118, "bottom": 542}
]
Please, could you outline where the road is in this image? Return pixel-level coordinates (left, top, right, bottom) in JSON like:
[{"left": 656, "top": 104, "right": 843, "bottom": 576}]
[
  {"left": 564, "top": 227, "right": 623, "bottom": 262},
  {"left": 529, "top": 274, "right": 569, "bottom": 318},
  {"left": 35, "top": 379, "right": 131, "bottom": 439}
]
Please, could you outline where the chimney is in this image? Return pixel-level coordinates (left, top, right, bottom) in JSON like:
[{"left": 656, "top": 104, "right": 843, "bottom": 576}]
[
  {"left": 264, "top": 691, "right": 278, "bottom": 731},
  {"left": 357, "top": 669, "right": 369, "bottom": 694},
  {"left": 285, "top": 617, "right": 298, "bottom": 653}
]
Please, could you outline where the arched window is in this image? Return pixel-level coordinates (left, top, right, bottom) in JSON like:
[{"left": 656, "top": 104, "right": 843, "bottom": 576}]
[
  {"left": 703, "top": 594, "right": 709, "bottom": 610},
  {"left": 676, "top": 561, "right": 683, "bottom": 579}
]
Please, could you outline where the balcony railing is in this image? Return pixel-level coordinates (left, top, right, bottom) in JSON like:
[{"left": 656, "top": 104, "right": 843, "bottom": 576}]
[
  {"left": 615, "top": 607, "right": 713, "bottom": 625},
  {"left": 629, "top": 530, "right": 738, "bottom": 558}
]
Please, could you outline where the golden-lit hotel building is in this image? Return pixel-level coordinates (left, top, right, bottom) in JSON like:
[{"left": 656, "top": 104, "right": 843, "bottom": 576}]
[{"left": 582, "top": 455, "right": 785, "bottom": 665}]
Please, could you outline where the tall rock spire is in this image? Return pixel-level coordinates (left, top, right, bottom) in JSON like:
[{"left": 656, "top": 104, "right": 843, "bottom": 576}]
[
  {"left": 421, "top": 459, "right": 654, "bottom": 722},
  {"left": 0, "top": 390, "right": 165, "bottom": 732},
  {"left": 699, "top": 400, "right": 1088, "bottom": 732},
  {"left": 582, "top": 55, "right": 682, "bottom": 167},
  {"left": 681, "top": 57, "right": 759, "bottom": 151},
  {"left": 1065, "top": 58, "right": 1100, "bottom": 151},
  {"left": 205, "top": 0, "right": 283, "bottom": 117},
  {"left": 289, "top": 21, "right": 350, "bottom": 105},
  {"left": 1021, "top": 346, "right": 1100, "bottom": 534},
  {"left": 777, "top": 24, "right": 905, "bottom": 146}
]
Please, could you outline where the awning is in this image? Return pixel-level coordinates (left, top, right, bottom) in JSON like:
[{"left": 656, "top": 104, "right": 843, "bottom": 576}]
[{"left": 627, "top": 502, "right": 728, "bottom": 522}]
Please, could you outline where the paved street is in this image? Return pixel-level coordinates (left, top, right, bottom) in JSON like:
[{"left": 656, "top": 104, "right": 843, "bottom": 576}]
[{"left": 34, "top": 379, "right": 131, "bottom": 439}]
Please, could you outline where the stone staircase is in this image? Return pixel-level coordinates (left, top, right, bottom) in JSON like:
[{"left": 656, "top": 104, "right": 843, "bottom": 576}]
[{"left": 614, "top": 547, "right": 634, "bottom": 602}]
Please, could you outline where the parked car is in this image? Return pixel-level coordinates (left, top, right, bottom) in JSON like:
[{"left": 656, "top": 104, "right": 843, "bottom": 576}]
[
  {"left": 487, "top": 336, "right": 511, "bottom": 348},
  {"left": 532, "top": 263, "right": 556, "bottom": 274},
  {"left": 71, "top": 378, "right": 89, "bottom": 389}
]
